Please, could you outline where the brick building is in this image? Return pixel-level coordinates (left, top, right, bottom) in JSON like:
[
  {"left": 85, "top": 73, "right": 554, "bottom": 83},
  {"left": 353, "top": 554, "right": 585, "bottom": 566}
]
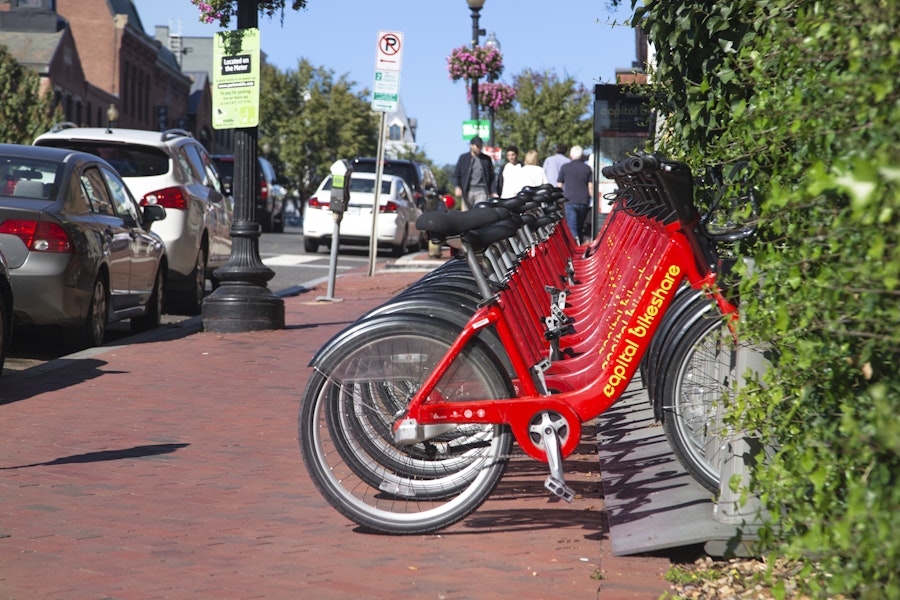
[{"left": 0, "top": 0, "right": 215, "bottom": 147}]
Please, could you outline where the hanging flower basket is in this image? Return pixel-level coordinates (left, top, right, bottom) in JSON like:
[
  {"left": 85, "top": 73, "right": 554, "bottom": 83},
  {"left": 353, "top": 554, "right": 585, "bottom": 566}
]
[
  {"left": 191, "top": 0, "right": 307, "bottom": 27},
  {"left": 473, "top": 82, "right": 517, "bottom": 111},
  {"left": 447, "top": 45, "right": 504, "bottom": 81}
]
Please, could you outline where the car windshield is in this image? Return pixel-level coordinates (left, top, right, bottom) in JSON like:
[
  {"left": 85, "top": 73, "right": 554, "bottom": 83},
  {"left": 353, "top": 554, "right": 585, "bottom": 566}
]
[
  {"left": 212, "top": 158, "right": 233, "bottom": 180},
  {"left": 322, "top": 177, "right": 391, "bottom": 194},
  {"left": 353, "top": 161, "right": 415, "bottom": 186},
  {"left": 0, "top": 156, "right": 63, "bottom": 199},
  {"left": 36, "top": 141, "right": 168, "bottom": 178}
]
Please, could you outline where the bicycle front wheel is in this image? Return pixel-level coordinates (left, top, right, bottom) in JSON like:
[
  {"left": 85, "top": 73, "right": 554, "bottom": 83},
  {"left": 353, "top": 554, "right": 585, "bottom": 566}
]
[{"left": 299, "top": 315, "right": 513, "bottom": 534}]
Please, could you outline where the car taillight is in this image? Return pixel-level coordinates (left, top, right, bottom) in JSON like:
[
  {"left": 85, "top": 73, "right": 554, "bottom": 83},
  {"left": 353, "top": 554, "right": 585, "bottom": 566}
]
[
  {"left": 307, "top": 197, "right": 330, "bottom": 210},
  {"left": 141, "top": 186, "right": 190, "bottom": 210},
  {"left": 260, "top": 179, "right": 269, "bottom": 201},
  {"left": 380, "top": 201, "right": 399, "bottom": 213},
  {"left": 0, "top": 219, "right": 74, "bottom": 253}
]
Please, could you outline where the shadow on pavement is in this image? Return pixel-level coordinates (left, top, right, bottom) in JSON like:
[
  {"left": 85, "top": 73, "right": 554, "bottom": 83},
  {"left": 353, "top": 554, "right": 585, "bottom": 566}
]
[{"left": 0, "top": 443, "right": 190, "bottom": 470}]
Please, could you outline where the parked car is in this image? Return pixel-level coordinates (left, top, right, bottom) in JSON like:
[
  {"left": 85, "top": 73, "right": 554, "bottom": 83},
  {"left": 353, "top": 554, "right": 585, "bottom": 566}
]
[
  {"left": 33, "top": 125, "right": 231, "bottom": 314},
  {"left": 302, "top": 172, "right": 423, "bottom": 256},
  {"left": 211, "top": 155, "right": 286, "bottom": 233},
  {"left": 0, "top": 247, "right": 12, "bottom": 375},
  {"left": 351, "top": 157, "right": 443, "bottom": 213},
  {"left": 0, "top": 144, "right": 167, "bottom": 349}
]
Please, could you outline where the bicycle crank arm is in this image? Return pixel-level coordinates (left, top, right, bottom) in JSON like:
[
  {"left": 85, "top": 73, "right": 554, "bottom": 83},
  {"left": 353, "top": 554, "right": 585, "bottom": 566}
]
[{"left": 537, "top": 417, "right": 575, "bottom": 502}]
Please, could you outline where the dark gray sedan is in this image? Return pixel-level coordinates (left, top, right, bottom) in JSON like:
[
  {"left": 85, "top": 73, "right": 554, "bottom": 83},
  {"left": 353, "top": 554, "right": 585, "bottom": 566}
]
[{"left": 0, "top": 144, "right": 167, "bottom": 349}]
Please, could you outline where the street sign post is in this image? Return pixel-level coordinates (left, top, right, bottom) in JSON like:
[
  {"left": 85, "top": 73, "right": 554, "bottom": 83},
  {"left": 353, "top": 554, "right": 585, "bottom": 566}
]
[
  {"left": 369, "top": 30, "right": 404, "bottom": 276},
  {"left": 372, "top": 30, "right": 403, "bottom": 113}
]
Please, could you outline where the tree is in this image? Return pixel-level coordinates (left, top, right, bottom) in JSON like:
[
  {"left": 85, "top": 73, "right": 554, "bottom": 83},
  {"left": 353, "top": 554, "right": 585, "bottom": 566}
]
[
  {"left": 0, "top": 45, "right": 63, "bottom": 144},
  {"left": 258, "top": 60, "right": 378, "bottom": 202},
  {"left": 492, "top": 70, "right": 592, "bottom": 161}
]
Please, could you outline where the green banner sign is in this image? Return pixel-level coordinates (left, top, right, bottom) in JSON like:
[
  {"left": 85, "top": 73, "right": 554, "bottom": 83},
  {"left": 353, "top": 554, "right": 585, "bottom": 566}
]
[{"left": 462, "top": 120, "right": 490, "bottom": 140}]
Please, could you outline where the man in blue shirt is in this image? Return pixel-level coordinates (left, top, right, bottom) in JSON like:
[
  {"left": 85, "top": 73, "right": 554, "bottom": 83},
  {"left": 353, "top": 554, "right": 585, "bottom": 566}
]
[{"left": 542, "top": 143, "right": 570, "bottom": 187}]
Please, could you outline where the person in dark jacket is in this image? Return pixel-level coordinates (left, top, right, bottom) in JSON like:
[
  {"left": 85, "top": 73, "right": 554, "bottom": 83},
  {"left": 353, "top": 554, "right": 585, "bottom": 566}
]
[
  {"left": 452, "top": 136, "right": 495, "bottom": 210},
  {"left": 557, "top": 145, "right": 593, "bottom": 244}
]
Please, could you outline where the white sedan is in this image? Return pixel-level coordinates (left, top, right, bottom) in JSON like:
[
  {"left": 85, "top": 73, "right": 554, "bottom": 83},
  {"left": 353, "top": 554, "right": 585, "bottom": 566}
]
[{"left": 303, "top": 173, "right": 424, "bottom": 256}]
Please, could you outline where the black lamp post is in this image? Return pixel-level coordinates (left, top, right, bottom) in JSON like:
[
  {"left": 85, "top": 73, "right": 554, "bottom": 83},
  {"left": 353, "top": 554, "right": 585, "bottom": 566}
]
[
  {"left": 202, "top": 0, "right": 285, "bottom": 332},
  {"left": 484, "top": 31, "right": 500, "bottom": 147},
  {"left": 467, "top": 0, "right": 486, "bottom": 122}
]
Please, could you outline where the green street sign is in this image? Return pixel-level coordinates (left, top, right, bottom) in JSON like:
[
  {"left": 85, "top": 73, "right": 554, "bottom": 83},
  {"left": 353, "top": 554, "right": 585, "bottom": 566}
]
[
  {"left": 462, "top": 120, "right": 490, "bottom": 140},
  {"left": 212, "top": 28, "right": 261, "bottom": 130}
]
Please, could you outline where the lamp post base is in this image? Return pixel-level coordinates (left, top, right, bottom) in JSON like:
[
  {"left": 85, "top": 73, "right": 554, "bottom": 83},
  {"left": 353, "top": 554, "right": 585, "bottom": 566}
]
[
  {"left": 201, "top": 283, "right": 285, "bottom": 333},
  {"left": 201, "top": 218, "right": 285, "bottom": 333}
]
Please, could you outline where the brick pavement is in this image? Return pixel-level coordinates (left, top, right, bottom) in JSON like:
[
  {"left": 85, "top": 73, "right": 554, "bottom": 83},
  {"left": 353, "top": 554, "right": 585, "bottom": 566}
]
[{"left": 0, "top": 256, "right": 674, "bottom": 600}]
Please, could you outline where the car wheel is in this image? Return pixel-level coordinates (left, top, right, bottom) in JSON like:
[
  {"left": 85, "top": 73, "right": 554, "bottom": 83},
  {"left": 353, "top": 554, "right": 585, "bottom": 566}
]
[
  {"left": 391, "top": 228, "right": 408, "bottom": 258},
  {"left": 273, "top": 211, "right": 284, "bottom": 233},
  {"left": 131, "top": 267, "right": 164, "bottom": 333},
  {"left": 0, "top": 291, "right": 8, "bottom": 375},
  {"left": 303, "top": 237, "right": 319, "bottom": 253},
  {"left": 168, "top": 247, "right": 206, "bottom": 315},
  {"left": 260, "top": 209, "right": 273, "bottom": 233},
  {"left": 67, "top": 276, "right": 108, "bottom": 350},
  {"left": 185, "top": 246, "right": 207, "bottom": 315}
]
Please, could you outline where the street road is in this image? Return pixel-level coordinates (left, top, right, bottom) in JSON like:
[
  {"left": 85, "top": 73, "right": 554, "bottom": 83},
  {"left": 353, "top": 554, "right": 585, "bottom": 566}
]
[{"left": 2, "top": 224, "right": 381, "bottom": 375}]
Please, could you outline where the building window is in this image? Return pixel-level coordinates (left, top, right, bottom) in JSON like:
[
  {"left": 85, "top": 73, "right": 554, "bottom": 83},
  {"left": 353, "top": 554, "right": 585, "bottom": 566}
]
[{"left": 388, "top": 124, "right": 402, "bottom": 141}]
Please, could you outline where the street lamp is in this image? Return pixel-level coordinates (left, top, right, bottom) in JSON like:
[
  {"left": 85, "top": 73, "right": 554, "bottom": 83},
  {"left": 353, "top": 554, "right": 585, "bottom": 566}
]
[
  {"left": 201, "top": 0, "right": 284, "bottom": 332},
  {"left": 105, "top": 104, "right": 118, "bottom": 133},
  {"left": 467, "top": 0, "right": 486, "bottom": 122},
  {"left": 484, "top": 31, "right": 501, "bottom": 147}
]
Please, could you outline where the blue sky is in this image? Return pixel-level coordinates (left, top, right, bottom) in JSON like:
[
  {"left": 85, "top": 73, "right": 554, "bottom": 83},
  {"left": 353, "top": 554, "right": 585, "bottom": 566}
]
[{"left": 134, "top": 1, "right": 640, "bottom": 166}]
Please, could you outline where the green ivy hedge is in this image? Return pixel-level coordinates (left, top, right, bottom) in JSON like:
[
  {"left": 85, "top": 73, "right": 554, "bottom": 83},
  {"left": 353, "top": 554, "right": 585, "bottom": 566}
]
[{"left": 633, "top": 0, "right": 899, "bottom": 596}]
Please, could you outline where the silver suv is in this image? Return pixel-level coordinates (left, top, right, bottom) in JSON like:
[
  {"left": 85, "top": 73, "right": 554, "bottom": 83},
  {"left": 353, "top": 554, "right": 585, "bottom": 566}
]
[{"left": 34, "top": 126, "right": 232, "bottom": 314}]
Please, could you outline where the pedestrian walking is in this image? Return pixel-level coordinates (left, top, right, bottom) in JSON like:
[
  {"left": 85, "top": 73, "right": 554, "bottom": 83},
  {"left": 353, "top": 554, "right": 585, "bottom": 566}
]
[
  {"left": 542, "top": 143, "right": 570, "bottom": 187},
  {"left": 557, "top": 145, "right": 593, "bottom": 244},
  {"left": 519, "top": 150, "right": 549, "bottom": 190},
  {"left": 452, "top": 136, "right": 495, "bottom": 210},
  {"left": 496, "top": 145, "right": 522, "bottom": 198}
]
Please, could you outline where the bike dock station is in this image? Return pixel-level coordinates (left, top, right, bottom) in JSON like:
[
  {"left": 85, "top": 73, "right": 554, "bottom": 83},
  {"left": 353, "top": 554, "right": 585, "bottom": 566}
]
[{"left": 299, "top": 152, "right": 763, "bottom": 554}]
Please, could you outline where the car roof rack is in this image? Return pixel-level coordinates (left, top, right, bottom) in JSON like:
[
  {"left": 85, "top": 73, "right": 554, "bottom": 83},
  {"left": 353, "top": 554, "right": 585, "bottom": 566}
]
[
  {"left": 49, "top": 122, "right": 79, "bottom": 133},
  {"left": 161, "top": 129, "right": 193, "bottom": 142}
]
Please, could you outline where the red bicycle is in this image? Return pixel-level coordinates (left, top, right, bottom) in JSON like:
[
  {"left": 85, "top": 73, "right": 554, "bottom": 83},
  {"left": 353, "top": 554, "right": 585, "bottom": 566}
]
[{"left": 299, "top": 154, "right": 753, "bottom": 533}]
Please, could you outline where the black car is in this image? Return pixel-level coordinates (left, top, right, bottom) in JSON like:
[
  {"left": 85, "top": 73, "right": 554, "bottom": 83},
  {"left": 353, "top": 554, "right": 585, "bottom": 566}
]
[
  {"left": 211, "top": 155, "right": 286, "bottom": 233},
  {"left": 350, "top": 158, "right": 444, "bottom": 213}
]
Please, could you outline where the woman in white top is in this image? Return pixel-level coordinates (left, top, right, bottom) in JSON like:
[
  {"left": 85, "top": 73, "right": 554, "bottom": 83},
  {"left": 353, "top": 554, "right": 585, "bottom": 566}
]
[{"left": 519, "top": 150, "right": 549, "bottom": 189}]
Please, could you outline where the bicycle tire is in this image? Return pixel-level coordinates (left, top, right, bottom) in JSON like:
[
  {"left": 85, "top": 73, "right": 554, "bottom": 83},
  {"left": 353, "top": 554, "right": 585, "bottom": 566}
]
[
  {"left": 659, "top": 311, "right": 738, "bottom": 493},
  {"left": 299, "top": 315, "right": 514, "bottom": 534}
]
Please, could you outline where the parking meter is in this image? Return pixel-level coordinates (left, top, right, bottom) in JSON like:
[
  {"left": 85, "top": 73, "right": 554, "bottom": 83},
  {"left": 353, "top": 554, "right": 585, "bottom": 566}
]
[{"left": 329, "top": 159, "right": 352, "bottom": 223}]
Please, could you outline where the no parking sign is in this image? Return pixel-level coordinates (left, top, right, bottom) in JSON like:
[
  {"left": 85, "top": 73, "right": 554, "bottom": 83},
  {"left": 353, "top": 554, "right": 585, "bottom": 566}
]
[{"left": 372, "top": 31, "right": 403, "bottom": 113}]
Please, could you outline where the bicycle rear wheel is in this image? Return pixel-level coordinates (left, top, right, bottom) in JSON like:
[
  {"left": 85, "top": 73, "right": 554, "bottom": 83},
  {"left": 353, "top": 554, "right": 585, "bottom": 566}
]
[
  {"left": 299, "top": 315, "right": 513, "bottom": 534},
  {"left": 660, "top": 312, "right": 738, "bottom": 492}
]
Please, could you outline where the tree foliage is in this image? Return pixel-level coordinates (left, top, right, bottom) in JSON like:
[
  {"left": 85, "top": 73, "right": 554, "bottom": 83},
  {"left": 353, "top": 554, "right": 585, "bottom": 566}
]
[
  {"left": 492, "top": 69, "right": 592, "bottom": 161},
  {"left": 636, "top": 0, "right": 899, "bottom": 596},
  {"left": 258, "top": 60, "right": 378, "bottom": 201},
  {"left": 0, "top": 45, "right": 63, "bottom": 144}
]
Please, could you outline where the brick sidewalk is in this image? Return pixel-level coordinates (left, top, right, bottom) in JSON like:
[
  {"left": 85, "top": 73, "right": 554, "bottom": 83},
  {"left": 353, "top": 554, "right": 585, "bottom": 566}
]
[{"left": 0, "top": 259, "right": 673, "bottom": 599}]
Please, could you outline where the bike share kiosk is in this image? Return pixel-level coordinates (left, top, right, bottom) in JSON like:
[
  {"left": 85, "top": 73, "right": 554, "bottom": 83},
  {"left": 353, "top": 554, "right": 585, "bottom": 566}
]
[{"left": 318, "top": 159, "right": 352, "bottom": 302}]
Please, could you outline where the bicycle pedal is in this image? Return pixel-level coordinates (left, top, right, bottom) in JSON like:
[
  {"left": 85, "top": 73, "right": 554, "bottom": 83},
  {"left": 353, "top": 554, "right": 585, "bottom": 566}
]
[{"left": 544, "top": 476, "right": 575, "bottom": 502}]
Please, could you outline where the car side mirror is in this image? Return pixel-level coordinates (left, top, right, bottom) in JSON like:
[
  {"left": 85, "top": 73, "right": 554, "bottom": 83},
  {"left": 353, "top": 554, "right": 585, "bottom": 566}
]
[{"left": 142, "top": 204, "right": 167, "bottom": 224}]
